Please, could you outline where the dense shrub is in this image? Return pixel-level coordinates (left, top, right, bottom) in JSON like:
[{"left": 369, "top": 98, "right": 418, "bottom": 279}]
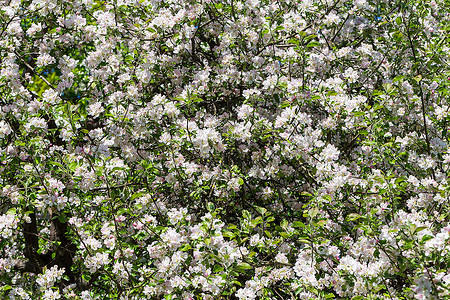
[{"left": 1, "top": 0, "right": 450, "bottom": 299}]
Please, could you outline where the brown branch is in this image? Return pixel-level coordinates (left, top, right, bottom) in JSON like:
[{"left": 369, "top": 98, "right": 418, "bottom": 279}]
[{"left": 13, "top": 51, "right": 56, "bottom": 90}]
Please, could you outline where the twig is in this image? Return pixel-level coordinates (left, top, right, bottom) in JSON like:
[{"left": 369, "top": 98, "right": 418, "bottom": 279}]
[{"left": 13, "top": 51, "right": 56, "bottom": 90}]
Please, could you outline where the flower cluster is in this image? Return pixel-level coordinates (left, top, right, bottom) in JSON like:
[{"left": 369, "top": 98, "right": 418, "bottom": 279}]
[{"left": 1, "top": 0, "right": 450, "bottom": 299}]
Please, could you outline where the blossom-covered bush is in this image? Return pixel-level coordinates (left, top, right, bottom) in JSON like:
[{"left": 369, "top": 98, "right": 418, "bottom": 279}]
[{"left": 1, "top": 0, "right": 450, "bottom": 299}]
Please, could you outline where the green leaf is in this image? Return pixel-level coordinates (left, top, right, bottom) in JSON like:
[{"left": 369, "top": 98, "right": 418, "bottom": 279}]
[
  {"left": 307, "top": 41, "right": 320, "bottom": 48},
  {"left": 288, "top": 37, "right": 300, "bottom": 45},
  {"left": 346, "top": 213, "right": 362, "bottom": 222},
  {"left": 297, "top": 235, "right": 311, "bottom": 244},
  {"left": 315, "top": 219, "right": 327, "bottom": 227},
  {"left": 394, "top": 177, "right": 405, "bottom": 184},
  {"left": 255, "top": 206, "right": 267, "bottom": 215},
  {"left": 223, "top": 231, "right": 235, "bottom": 238},
  {"left": 213, "top": 265, "right": 224, "bottom": 273},
  {"left": 242, "top": 210, "right": 251, "bottom": 220},
  {"left": 58, "top": 214, "right": 67, "bottom": 223},
  {"left": 266, "top": 216, "right": 275, "bottom": 222},
  {"left": 2, "top": 285, "right": 12, "bottom": 292},
  {"left": 403, "top": 241, "right": 414, "bottom": 250},
  {"left": 232, "top": 280, "right": 242, "bottom": 287},
  {"left": 292, "top": 221, "right": 306, "bottom": 228},
  {"left": 393, "top": 75, "right": 405, "bottom": 82},
  {"left": 235, "top": 262, "right": 252, "bottom": 273},
  {"left": 373, "top": 103, "right": 383, "bottom": 111},
  {"left": 414, "top": 226, "right": 428, "bottom": 234},
  {"left": 309, "top": 207, "right": 319, "bottom": 218},
  {"left": 393, "top": 31, "right": 403, "bottom": 41},
  {"left": 180, "top": 244, "right": 192, "bottom": 251},
  {"left": 322, "top": 195, "right": 332, "bottom": 202},
  {"left": 130, "top": 192, "right": 144, "bottom": 201},
  {"left": 82, "top": 274, "right": 91, "bottom": 282},
  {"left": 280, "top": 232, "right": 289, "bottom": 238},
  {"left": 48, "top": 161, "right": 65, "bottom": 169},
  {"left": 251, "top": 217, "right": 262, "bottom": 226},
  {"left": 300, "top": 191, "right": 312, "bottom": 197},
  {"left": 237, "top": 178, "right": 244, "bottom": 185},
  {"left": 279, "top": 101, "right": 291, "bottom": 108},
  {"left": 359, "top": 129, "right": 369, "bottom": 136}
]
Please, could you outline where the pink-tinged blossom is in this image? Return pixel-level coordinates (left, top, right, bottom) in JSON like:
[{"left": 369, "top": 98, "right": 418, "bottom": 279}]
[
  {"left": 161, "top": 228, "right": 185, "bottom": 249},
  {"left": 112, "top": 261, "right": 132, "bottom": 282},
  {"left": 85, "top": 252, "right": 110, "bottom": 273},
  {"left": 6, "top": 21, "right": 23, "bottom": 36},
  {"left": 25, "top": 117, "right": 47, "bottom": 131},
  {"left": 294, "top": 251, "right": 318, "bottom": 287},
  {"left": 321, "top": 144, "right": 340, "bottom": 162},
  {"left": 1, "top": 0, "right": 450, "bottom": 298},
  {"left": 235, "top": 287, "right": 257, "bottom": 300},
  {"left": 27, "top": 23, "right": 43, "bottom": 36},
  {"left": 0, "top": 213, "right": 19, "bottom": 238},
  {"left": 237, "top": 104, "right": 254, "bottom": 120},
  {"left": 42, "top": 89, "right": 60, "bottom": 105},
  {"left": 87, "top": 102, "right": 104, "bottom": 118},
  {"left": 167, "top": 207, "right": 187, "bottom": 224},
  {"left": 412, "top": 272, "right": 433, "bottom": 300},
  {"left": 36, "top": 53, "right": 56, "bottom": 68},
  {"left": 42, "top": 289, "right": 61, "bottom": 300},
  {"left": 0, "top": 120, "right": 12, "bottom": 137},
  {"left": 36, "top": 266, "right": 65, "bottom": 290}
]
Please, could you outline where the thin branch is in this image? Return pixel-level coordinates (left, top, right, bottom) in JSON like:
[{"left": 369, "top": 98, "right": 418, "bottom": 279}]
[{"left": 13, "top": 51, "right": 56, "bottom": 90}]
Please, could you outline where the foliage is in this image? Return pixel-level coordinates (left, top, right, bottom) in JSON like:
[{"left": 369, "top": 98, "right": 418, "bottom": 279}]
[{"left": 1, "top": 0, "right": 450, "bottom": 299}]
